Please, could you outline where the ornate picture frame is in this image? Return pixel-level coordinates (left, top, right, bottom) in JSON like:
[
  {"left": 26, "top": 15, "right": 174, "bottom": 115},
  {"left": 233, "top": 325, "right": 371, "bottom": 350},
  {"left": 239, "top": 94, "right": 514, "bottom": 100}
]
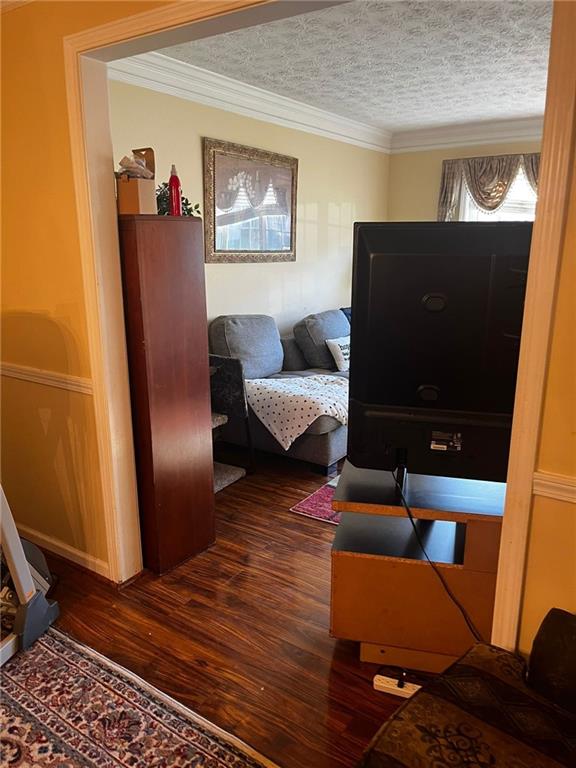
[{"left": 203, "top": 138, "right": 298, "bottom": 263}]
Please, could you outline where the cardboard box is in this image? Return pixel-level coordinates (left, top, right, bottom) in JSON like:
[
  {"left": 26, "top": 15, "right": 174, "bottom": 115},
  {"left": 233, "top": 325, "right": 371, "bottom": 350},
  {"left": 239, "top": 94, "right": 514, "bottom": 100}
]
[
  {"left": 116, "top": 175, "right": 157, "bottom": 214},
  {"left": 116, "top": 146, "right": 156, "bottom": 214}
]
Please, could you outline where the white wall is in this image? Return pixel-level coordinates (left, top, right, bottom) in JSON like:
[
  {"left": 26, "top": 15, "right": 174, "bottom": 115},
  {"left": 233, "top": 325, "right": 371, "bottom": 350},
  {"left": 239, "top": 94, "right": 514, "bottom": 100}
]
[{"left": 108, "top": 80, "right": 389, "bottom": 333}]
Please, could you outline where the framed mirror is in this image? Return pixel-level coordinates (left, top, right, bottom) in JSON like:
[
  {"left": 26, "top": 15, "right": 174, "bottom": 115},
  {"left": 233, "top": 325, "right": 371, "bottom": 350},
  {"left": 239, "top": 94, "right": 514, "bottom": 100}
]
[{"left": 203, "top": 138, "right": 298, "bottom": 263}]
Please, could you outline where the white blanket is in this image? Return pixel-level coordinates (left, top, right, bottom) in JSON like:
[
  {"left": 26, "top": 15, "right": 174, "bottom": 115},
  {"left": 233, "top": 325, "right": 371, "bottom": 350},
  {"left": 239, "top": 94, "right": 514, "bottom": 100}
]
[{"left": 245, "top": 374, "right": 348, "bottom": 450}]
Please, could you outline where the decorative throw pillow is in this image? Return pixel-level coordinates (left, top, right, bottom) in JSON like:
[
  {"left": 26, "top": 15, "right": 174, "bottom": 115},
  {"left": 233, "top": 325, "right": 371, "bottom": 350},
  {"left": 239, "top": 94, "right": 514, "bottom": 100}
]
[
  {"left": 293, "top": 310, "right": 350, "bottom": 369},
  {"left": 340, "top": 306, "right": 352, "bottom": 324},
  {"left": 326, "top": 336, "right": 351, "bottom": 371}
]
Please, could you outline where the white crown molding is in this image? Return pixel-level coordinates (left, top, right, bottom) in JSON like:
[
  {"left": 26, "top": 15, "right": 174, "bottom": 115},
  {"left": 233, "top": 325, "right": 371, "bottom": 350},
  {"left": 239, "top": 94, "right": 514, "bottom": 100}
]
[
  {"left": 390, "top": 117, "right": 543, "bottom": 153},
  {"left": 17, "top": 523, "right": 110, "bottom": 579},
  {"left": 1, "top": 362, "right": 93, "bottom": 395},
  {"left": 108, "top": 52, "right": 392, "bottom": 153},
  {"left": 109, "top": 52, "right": 544, "bottom": 155},
  {"left": 533, "top": 470, "right": 576, "bottom": 504}
]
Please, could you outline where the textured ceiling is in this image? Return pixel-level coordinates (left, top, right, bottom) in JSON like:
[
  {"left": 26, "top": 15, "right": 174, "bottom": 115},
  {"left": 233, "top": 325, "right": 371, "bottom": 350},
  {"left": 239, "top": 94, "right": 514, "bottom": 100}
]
[{"left": 159, "top": 0, "right": 551, "bottom": 132}]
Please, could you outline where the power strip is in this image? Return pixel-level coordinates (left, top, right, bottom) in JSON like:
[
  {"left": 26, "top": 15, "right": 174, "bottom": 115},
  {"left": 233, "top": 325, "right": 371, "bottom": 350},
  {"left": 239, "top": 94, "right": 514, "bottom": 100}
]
[{"left": 373, "top": 674, "right": 422, "bottom": 699}]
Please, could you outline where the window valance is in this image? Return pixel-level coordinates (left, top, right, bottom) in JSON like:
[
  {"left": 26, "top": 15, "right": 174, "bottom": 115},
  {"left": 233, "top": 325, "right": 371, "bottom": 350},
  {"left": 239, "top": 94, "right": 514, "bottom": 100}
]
[{"left": 437, "top": 153, "right": 540, "bottom": 221}]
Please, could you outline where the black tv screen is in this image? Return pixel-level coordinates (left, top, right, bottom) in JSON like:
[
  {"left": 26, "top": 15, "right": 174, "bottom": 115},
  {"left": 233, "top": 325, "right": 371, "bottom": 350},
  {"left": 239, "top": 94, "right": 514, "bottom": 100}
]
[{"left": 348, "top": 221, "right": 532, "bottom": 482}]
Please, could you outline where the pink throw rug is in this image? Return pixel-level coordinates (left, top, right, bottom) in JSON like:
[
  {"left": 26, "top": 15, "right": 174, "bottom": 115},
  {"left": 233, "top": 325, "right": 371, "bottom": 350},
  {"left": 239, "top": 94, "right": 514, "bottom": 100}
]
[{"left": 290, "top": 483, "right": 340, "bottom": 525}]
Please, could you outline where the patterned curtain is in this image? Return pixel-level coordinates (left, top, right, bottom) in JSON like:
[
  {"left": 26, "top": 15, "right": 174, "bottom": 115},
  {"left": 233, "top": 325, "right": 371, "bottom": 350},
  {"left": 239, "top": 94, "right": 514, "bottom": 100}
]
[
  {"left": 437, "top": 152, "right": 541, "bottom": 221},
  {"left": 216, "top": 167, "right": 290, "bottom": 212},
  {"left": 215, "top": 169, "right": 241, "bottom": 212},
  {"left": 462, "top": 154, "right": 522, "bottom": 212},
  {"left": 273, "top": 185, "right": 289, "bottom": 214},
  {"left": 215, "top": 168, "right": 271, "bottom": 212},
  {"left": 523, "top": 153, "right": 540, "bottom": 193},
  {"left": 244, "top": 168, "right": 269, "bottom": 209},
  {"left": 437, "top": 159, "right": 464, "bottom": 221}
]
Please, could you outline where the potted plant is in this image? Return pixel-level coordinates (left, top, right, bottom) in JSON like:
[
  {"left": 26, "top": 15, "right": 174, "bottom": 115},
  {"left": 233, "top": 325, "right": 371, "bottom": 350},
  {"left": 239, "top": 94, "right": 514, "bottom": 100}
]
[{"left": 156, "top": 182, "right": 201, "bottom": 217}]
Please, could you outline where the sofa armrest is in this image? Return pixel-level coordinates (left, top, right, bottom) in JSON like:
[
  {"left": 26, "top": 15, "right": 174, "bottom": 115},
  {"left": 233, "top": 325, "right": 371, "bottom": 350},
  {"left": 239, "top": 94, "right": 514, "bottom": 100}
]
[{"left": 209, "top": 354, "right": 248, "bottom": 419}]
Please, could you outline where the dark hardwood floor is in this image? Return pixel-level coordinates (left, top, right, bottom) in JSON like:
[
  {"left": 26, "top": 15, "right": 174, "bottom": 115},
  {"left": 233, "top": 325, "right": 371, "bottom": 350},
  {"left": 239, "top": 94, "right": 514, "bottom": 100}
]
[{"left": 47, "top": 452, "right": 400, "bottom": 768}]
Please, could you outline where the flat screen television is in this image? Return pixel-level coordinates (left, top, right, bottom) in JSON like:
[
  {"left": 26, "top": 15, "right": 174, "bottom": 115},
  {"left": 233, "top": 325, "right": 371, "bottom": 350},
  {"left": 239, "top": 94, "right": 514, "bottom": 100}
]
[{"left": 347, "top": 221, "right": 532, "bottom": 482}]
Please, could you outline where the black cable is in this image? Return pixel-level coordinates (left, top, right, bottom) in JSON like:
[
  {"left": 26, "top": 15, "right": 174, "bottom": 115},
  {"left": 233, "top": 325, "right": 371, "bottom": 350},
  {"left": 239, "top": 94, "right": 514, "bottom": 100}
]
[{"left": 392, "top": 470, "right": 484, "bottom": 643}]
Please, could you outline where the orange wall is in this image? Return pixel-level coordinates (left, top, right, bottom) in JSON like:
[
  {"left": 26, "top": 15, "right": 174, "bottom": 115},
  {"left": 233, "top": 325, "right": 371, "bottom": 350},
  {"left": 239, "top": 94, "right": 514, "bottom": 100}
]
[
  {"left": 537, "top": 154, "right": 576, "bottom": 477},
  {"left": 1, "top": 2, "right": 168, "bottom": 373},
  {"left": 1, "top": 1, "right": 169, "bottom": 571},
  {"left": 519, "top": 151, "right": 576, "bottom": 653}
]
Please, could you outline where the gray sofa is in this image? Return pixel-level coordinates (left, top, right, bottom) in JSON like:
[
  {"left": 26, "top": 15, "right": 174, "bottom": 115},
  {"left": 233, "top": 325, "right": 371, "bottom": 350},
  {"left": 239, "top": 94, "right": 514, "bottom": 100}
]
[{"left": 208, "top": 309, "right": 350, "bottom": 472}]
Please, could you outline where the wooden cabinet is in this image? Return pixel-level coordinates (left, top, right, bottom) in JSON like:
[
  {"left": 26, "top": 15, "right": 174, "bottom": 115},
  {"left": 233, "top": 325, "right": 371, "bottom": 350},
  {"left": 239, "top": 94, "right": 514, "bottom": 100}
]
[
  {"left": 118, "top": 215, "right": 215, "bottom": 573},
  {"left": 331, "top": 461, "right": 504, "bottom": 672}
]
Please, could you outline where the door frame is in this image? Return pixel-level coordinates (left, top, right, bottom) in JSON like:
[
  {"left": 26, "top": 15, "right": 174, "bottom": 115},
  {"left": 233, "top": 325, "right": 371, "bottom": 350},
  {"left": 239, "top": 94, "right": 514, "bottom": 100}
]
[
  {"left": 63, "top": 1, "right": 273, "bottom": 583},
  {"left": 491, "top": 1, "right": 576, "bottom": 648},
  {"left": 64, "top": 1, "right": 574, "bottom": 648}
]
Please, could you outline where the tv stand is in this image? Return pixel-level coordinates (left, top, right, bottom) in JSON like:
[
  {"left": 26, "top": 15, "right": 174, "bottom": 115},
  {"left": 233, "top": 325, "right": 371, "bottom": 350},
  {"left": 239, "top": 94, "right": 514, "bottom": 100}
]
[{"left": 330, "top": 460, "right": 505, "bottom": 672}]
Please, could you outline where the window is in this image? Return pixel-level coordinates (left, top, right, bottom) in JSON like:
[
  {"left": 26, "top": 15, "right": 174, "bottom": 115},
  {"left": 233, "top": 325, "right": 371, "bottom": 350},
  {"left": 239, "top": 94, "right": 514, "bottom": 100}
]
[
  {"left": 438, "top": 153, "right": 540, "bottom": 222},
  {"left": 215, "top": 179, "right": 291, "bottom": 252},
  {"left": 460, "top": 166, "right": 537, "bottom": 222}
]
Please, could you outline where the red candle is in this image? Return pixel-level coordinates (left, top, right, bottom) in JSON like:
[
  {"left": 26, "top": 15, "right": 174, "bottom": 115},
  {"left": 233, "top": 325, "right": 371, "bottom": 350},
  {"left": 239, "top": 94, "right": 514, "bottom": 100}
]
[{"left": 169, "top": 164, "right": 182, "bottom": 216}]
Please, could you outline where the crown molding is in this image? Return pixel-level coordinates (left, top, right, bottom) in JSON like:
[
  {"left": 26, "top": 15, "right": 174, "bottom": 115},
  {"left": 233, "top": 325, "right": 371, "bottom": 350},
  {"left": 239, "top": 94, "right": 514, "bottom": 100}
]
[
  {"left": 108, "top": 53, "right": 392, "bottom": 153},
  {"left": 390, "top": 117, "right": 543, "bottom": 153},
  {"left": 533, "top": 470, "right": 576, "bottom": 504},
  {"left": 108, "top": 52, "right": 544, "bottom": 155}
]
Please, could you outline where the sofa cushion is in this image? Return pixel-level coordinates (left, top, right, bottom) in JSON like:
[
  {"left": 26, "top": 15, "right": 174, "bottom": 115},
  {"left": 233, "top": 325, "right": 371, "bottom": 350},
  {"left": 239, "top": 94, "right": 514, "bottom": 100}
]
[
  {"left": 280, "top": 336, "right": 308, "bottom": 371},
  {"left": 303, "top": 415, "right": 342, "bottom": 435},
  {"left": 209, "top": 315, "right": 283, "bottom": 379},
  {"left": 293, "top": 309, "right": 351, "bottom": 369},
  {"left": 270, "top": 369, "right": 348, "bottom": 380},
  {"left": 267, "top": 369, "right": 347, "bottom": 434}
]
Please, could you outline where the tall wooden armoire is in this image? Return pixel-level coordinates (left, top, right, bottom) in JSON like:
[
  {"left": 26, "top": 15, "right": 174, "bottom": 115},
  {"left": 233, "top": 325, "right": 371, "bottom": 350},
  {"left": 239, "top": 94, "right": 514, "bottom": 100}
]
[{"left": 118, "top": 215, "right": 215, "bottom": 573}]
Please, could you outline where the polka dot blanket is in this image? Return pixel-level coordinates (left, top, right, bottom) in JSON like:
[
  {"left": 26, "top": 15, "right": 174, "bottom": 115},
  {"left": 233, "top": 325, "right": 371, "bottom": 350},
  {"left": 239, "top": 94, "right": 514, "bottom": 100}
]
[{"left": 245, "top": 375, "right": 348, "bottom": 450}]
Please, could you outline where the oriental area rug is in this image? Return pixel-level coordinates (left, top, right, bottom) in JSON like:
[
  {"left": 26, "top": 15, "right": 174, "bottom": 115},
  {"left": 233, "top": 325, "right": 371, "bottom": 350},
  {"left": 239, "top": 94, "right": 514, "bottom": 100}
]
[
  {"left": 1, "top": 629, "right": 277, "bottom": 768},
  {"left": 290, "top": 476, "right": 340, "bottom": 525}
]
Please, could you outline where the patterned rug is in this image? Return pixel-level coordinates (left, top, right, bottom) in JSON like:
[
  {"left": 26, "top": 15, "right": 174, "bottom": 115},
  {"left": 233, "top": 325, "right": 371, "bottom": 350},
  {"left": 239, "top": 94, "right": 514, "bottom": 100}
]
[
  {"left": 1, "top": 629, "right": 277, "bottom": 767},
  {"left": 290, "top": 476, "right": 340, "bottom": 524}
]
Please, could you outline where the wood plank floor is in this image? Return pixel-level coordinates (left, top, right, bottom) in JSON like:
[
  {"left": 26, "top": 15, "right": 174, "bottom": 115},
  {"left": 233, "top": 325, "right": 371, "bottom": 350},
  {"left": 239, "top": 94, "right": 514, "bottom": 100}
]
[{"left": 47, "top": 453, "right": 400, "bottom": 768}]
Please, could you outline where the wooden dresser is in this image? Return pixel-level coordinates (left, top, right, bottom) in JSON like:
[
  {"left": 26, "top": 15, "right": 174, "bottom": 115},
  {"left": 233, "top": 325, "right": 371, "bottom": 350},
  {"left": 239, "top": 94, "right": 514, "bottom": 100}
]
[
  {"left": 331, "top": 460, "right": 505, "bottom": 672},
  {"left": 118, "top": 215, "right": 215, "bottom": 573}
]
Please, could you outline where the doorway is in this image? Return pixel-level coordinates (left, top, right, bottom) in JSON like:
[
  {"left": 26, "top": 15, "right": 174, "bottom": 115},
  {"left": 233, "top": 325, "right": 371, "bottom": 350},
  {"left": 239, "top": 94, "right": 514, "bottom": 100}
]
[{"left": 68, "top": 0, "right": 572, "bottom": 656}]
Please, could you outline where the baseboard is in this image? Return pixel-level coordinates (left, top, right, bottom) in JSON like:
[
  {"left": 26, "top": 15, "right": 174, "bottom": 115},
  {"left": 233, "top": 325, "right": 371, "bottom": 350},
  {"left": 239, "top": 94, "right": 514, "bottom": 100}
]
[
  {"left": 533, "top": 470, "right": 576, "bottom": 504},
  {"left": 16, "top": 523, "right": 110, "bottom": 579}
]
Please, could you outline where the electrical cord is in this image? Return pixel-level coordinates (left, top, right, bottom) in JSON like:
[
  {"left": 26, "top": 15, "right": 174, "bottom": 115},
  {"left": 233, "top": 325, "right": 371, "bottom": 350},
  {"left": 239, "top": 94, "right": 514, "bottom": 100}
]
[{"left": 392, "top": 470, "right": 484, "bottom": 643}]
